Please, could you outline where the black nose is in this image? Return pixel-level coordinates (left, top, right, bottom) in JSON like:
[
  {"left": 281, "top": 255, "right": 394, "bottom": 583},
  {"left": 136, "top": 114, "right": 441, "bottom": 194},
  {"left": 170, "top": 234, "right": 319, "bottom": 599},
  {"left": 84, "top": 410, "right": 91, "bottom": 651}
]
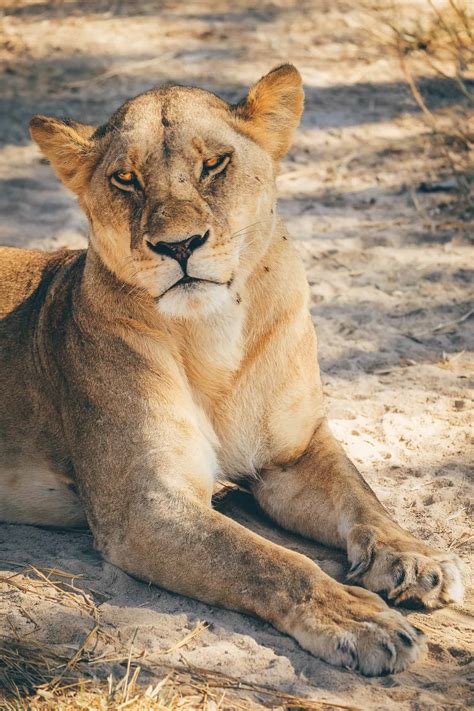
[{"left": 147, "top": 230, "right": 209, "bottom": 270}]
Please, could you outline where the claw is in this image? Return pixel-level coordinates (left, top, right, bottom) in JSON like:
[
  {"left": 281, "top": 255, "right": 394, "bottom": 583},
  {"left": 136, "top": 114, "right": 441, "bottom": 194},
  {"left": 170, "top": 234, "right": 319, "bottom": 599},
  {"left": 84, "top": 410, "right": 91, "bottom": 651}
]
[
  {"left": 397, "top": 630, "right": 414, "bottom": 647},
  {"left": 348, "top": 558, "right": 371, "bottom": 580}
]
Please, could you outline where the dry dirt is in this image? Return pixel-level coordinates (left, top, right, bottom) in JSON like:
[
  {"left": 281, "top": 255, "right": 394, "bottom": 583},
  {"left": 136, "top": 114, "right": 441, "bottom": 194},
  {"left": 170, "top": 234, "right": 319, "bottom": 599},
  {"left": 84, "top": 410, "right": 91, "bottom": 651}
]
[{"left": 0, "top": 0, "right": 473, "bottom": 709}]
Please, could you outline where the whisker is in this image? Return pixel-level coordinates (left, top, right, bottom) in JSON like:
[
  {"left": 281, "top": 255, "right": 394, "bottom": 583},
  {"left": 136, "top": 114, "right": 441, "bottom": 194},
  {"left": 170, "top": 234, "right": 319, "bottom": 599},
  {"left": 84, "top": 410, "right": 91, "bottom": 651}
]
[
  {"left": 230, "top": 220, "right": 263, "bottom": 239},
  {"left": 238, "top": 235, "right": 261, "bottom": 253},
  {"left": 233, "top": 219, "right": 263, "bottom": 233}
]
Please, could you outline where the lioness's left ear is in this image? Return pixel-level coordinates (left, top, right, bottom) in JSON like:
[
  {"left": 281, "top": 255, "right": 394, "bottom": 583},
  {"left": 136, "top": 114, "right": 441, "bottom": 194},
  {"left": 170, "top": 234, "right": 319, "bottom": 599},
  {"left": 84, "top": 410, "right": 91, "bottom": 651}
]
[
  {"left": 233, "top": 64, "right": 304, "bottom": 161},
  {"left": 30, "top": 116, "right": 97, "bottom": 195}
]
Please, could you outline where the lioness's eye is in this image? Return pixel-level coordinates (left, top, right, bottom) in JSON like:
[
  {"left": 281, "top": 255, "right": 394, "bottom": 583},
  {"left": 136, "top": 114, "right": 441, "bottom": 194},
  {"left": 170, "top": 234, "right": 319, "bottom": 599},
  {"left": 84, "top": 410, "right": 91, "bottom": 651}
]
[
  {"left": 202, "top": 154, "right": 230, "bottom": 177},
  {"left": 110, "top": 171, "right": 137, "bottom": 191}
]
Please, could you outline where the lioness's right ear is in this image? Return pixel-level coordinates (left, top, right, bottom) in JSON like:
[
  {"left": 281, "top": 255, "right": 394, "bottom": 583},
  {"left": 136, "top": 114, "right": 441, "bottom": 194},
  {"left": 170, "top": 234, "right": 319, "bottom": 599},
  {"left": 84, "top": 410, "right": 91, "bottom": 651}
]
[
  {"left": 30, "top": 116, "right": 97, "bottom": 194},
  {"left": 233, "top": 64, "right": 304, "bottom": 161}
]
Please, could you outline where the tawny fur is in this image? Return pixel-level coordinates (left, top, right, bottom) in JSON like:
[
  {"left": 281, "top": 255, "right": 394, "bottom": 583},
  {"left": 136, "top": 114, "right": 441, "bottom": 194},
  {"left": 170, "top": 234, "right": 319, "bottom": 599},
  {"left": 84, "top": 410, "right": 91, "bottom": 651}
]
[{"left": 0, "top": 65, "right": 463, "bottom": 676}]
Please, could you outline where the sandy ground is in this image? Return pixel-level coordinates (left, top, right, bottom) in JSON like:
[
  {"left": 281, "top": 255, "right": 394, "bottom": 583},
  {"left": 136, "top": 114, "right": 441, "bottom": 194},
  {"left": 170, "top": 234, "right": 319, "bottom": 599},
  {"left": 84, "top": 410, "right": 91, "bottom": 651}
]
[{"left": 0, "top": 0, "right": 473, "bottom": 708}]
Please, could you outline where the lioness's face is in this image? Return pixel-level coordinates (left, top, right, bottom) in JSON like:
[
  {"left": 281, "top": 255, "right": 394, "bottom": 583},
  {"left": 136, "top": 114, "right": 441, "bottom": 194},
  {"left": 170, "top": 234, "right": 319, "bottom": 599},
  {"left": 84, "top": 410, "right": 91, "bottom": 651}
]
[
  {"left": 30, "top": 65, "right": 304, "bottom": 319},
  {"left": 85, "top": 88, "right": 276, "bottom": 318}
]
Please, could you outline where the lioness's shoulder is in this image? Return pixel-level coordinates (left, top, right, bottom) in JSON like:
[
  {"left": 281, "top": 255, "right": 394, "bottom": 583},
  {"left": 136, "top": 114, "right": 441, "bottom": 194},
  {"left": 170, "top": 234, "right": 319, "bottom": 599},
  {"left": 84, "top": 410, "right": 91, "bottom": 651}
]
[{"left": 0, "top": 246, "right": 84, "bottom": 318}]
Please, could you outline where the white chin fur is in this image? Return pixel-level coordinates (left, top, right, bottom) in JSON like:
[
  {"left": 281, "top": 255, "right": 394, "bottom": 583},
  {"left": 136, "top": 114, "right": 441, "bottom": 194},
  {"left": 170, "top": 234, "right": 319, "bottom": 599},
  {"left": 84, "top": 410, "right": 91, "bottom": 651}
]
[{"left": 155, "top": 282, "right": 233, "bottom": 319}]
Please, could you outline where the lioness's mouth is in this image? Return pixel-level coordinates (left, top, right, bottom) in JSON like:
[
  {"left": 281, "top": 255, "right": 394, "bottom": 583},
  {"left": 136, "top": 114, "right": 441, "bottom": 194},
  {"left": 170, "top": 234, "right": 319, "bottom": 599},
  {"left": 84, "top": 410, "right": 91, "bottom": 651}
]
[
  {"left": 157, "top": 274, "right": 223, "bottom": 300},
  {"left": 175, "top": 275, "right": 203, "bottom": 288}
]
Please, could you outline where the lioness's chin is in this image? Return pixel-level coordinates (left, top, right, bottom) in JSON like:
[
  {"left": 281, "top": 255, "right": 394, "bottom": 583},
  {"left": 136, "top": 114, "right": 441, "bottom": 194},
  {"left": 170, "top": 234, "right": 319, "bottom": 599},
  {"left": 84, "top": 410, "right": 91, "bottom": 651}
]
[{"left": 155, "top": 282, "right": 233, "bottom": 319}]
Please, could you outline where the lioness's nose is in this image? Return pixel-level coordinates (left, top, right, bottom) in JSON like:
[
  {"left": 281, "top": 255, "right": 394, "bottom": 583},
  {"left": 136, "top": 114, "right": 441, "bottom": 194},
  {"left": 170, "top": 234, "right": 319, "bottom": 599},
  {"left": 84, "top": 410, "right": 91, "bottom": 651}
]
[{"left": 147, "top": 230, "right": 209, "bottom": 270}]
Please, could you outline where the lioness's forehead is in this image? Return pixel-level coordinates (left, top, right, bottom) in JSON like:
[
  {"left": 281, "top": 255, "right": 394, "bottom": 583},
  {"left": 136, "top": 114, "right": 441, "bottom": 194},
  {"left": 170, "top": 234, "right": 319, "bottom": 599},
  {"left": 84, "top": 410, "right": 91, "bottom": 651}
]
[{"left": 96, "top": 86, "right": 232, "bottom": 147}]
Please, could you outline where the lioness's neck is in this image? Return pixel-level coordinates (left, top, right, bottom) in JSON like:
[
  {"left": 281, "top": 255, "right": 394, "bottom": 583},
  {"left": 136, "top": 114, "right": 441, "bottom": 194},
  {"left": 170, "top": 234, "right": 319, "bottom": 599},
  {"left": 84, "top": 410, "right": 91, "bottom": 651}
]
[
  {"left": 80, "top": 247, "right": 156, "bottom": 325},
  {"left": 76, "top": 224, "right": 296, "bottom": 390}
]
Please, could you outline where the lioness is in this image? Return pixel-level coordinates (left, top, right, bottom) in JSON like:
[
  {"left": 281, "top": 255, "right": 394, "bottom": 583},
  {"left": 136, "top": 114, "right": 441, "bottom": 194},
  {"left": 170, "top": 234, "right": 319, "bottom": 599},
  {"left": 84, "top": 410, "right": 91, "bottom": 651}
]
[{"left": 0, "top": 65, "right": 463, "bottom": 675}]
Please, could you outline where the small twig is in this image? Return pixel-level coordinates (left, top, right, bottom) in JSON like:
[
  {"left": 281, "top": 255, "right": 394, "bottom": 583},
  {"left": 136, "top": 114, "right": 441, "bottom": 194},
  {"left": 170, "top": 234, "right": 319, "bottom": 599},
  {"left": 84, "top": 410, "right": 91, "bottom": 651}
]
[
  {"left": 160, "top": 622, "right": 208, "bottom": 656},
  {"left": 416, "top": 307, "right": 474, "bottom": 336},
  {"left": 18, "top": 607, "right": 40, "bottom": 633},
  {"left": 399, "top": 52, "right": 437, "bottom": 128},
  {"left": 65, "top": 52, "right": 175, "bottom": 88},
  {"left": 64, "top": 625, "right": 99, "bottom": 672},
  {"left": 449, "top": 532, "right": 474, "bottom": 550}
]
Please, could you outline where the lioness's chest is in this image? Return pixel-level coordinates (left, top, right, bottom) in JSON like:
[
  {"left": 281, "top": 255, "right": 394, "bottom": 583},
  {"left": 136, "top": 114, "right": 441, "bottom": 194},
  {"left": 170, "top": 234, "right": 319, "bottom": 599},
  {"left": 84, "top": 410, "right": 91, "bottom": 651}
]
[
  {"left": 198, "top": 374, "right": 319, "bottom": 481},
  {"left": 182, "top": 318, "right": 321, "bottom": 480}
]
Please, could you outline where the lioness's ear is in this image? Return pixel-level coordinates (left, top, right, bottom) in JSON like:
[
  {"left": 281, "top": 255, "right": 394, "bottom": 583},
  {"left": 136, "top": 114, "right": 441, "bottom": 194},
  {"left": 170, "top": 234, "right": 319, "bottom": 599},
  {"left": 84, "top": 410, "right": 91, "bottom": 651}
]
[
  {"left": 30, "top": 116, "right": 97, "bottom": 194},
  {"left": 233, "top": 64, "right": 304, "bottom": 161}
]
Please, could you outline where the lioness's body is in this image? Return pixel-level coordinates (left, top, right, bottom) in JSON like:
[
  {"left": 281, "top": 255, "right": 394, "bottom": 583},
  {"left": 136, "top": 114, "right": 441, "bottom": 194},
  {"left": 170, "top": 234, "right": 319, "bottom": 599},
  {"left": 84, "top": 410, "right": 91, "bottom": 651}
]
[
  {"left": 0, "top": 230, "right": 319, "bottom": 528},
  {"left": 0, "top": 66, "right": 463, "bottom": 676}
]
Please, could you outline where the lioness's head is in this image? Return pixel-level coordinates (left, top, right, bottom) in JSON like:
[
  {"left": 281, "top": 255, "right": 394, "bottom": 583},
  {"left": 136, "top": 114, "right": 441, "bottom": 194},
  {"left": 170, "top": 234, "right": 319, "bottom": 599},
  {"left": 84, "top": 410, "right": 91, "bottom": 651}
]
[{"left": 30, "top": 65, "right": 303, "bottom": 318}]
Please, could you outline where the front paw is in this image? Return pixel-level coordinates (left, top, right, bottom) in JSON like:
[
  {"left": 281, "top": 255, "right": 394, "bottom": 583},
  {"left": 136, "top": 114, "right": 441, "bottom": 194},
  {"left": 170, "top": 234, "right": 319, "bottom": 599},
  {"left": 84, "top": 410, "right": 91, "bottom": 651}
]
[
  {"left": 289, "top": 584, "right": 425, "bottom": 676},
  {"left": 347, "top": 524, "right": 464, "bottom": 609}
]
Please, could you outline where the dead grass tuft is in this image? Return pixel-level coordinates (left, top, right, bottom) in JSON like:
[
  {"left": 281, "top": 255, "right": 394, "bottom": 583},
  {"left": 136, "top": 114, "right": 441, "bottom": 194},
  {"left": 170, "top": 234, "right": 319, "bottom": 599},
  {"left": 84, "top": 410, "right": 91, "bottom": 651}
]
[
  {"left": 0, "top": 637, "right": 358, "bottom": 711},
  {"left": 368, "top": 0, "right": 474, "bottom": 213},
  {"left": 0, "top": 563, "right": 355, "bottom": 710}
]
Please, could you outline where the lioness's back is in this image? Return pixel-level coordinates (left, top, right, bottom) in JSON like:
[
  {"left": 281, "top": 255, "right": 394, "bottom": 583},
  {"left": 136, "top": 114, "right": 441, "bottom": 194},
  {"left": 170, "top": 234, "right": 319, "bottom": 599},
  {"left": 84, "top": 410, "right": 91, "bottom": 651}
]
[
  {"left": 0, "top": 245, "right": 85, "bottom": 426},
  {"left": 0, "top": 246, "right": 83, "bottom": 318},
  {"left": 0, "top": 246, "right": 88, "bottom": 528}
]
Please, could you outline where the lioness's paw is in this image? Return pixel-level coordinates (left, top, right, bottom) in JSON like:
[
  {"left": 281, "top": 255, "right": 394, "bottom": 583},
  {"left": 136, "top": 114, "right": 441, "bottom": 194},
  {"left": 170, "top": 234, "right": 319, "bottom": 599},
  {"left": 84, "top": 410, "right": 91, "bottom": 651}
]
[
  {"left": 347, "top": 525, "right": 464, "bottom": 609},
  {"left": 291, "top": 585, "right": 425, "bottom": 676}
]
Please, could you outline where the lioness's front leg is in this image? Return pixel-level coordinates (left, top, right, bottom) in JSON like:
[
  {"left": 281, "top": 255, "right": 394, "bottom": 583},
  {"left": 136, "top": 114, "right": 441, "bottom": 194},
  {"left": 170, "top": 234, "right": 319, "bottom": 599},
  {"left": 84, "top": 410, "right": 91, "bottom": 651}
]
[
  {"left": 252, "top": 420, "right": 464, "bottom": 609},
  {"left": 98, "top": 485, "right": 425, "bottom": 676}
]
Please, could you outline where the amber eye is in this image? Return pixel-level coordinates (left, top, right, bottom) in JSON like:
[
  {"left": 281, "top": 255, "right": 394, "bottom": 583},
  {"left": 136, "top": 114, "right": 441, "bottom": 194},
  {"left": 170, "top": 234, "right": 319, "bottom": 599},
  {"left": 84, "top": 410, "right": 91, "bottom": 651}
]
[
  {"left": 202, "top": 154, "right": 230, "bottom": 176},
  {"left": 110, "top": 170, "right": 138, "bottom": 191}
]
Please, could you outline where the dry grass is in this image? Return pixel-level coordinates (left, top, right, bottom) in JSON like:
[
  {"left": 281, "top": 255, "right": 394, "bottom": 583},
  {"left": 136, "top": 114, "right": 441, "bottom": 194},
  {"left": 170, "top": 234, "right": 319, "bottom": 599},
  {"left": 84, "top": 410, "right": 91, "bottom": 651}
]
[
  {"left": 0, "top": 637, "right": 358, "bottom": 710},
  {"left": 1, "top": 561, "right": 101, "bottom": 621},
  {"left": 368, "top": 0, "right": 474, "bottom": 212},
  {"left": 0, "top": 564, "right": 356, "bottom": 711},
  {"left": 0, "top": 637, "right": 242, "bottom": 710}
]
